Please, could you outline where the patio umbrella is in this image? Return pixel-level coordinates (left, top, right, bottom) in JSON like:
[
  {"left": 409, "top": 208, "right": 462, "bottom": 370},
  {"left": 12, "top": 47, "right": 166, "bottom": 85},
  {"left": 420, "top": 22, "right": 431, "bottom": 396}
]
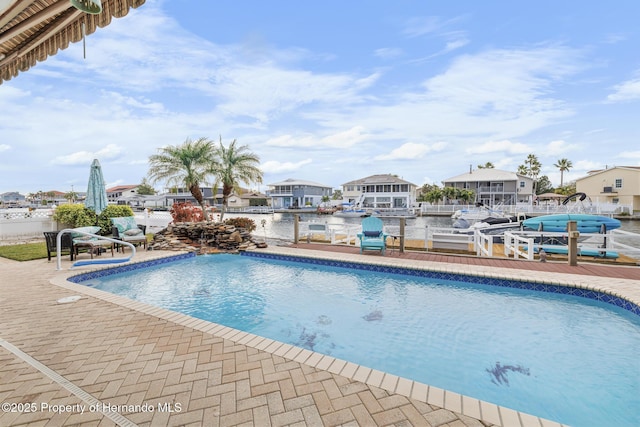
[{"left": 85, "top": 159, "right": 108, "bottom": 214}]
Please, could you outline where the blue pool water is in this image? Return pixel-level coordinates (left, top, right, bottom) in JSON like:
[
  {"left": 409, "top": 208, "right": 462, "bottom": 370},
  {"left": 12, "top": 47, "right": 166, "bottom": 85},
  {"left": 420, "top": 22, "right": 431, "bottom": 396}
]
[{"left": 79, "top": 254, "right": 640, "bottom": 427}]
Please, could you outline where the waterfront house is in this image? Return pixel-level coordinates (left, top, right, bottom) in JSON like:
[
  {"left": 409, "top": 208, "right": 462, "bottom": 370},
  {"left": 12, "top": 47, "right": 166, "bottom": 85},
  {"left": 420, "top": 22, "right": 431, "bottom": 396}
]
[
  {"left": 442, "top": 169, "right": 534, "bottom": 206},
  {"left": 164, "top": 187, "right": 217, "bottom": 207},
  {"left": 107, "top": 185, "right": 140, "bottom": 203},
  {"left": 227, "top": 191, "right": 270, "bottom": 209},
  {"left": 267, "top": 179, "right": 333, "bottom": 209},
  {"left": 342, "top": 174, "right": 417, "bottom": 209},
  {"left": 0, "top": 191, "right": 26, "bottom": 206},
  {"left": 576, "top": 166, "right": 640, "bottom": 213}
]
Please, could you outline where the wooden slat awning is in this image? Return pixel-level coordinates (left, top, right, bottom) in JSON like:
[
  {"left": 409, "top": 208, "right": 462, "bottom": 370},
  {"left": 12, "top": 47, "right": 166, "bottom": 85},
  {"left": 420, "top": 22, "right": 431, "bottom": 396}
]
[{"left": 0, "top": 0, "right": 146, "bottom": 84}]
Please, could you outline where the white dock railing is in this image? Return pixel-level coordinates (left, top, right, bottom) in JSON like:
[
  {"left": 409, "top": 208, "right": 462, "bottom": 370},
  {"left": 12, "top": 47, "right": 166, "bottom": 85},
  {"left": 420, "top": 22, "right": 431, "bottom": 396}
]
[
  {"left": 474, "top": 230, "right": 494, "bottom": 257},
  {"left": 298, "top": 221, "right": 360, "bottom": 245},
  {"left": 608, "top": 229, "right": 640, "bottom": 259},
  {"left": 503, "top": 231, "right": 536, "bottom": 260}
]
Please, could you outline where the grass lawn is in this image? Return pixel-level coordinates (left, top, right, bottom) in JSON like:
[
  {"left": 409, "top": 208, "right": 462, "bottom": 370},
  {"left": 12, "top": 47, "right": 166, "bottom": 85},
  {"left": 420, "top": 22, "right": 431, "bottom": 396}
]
[
  {"left": 0, "top": 242, "right": 48, "bottom": 261},
  {"left": 0, "top": 234, "right": 153, "bottom": 262}
]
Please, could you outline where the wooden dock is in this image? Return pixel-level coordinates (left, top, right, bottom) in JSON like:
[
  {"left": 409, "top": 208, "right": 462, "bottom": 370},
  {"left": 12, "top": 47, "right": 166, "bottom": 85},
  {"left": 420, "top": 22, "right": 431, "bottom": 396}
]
[{"left": 298, "top": 235, "right": 638, "bottom": 266}]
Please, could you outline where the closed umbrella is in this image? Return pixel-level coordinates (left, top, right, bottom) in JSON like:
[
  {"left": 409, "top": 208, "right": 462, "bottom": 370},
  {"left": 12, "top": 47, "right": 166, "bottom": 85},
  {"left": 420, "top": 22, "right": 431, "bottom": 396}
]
[{"left": 85, "top": 159, "right": 108, "bottom": 214}]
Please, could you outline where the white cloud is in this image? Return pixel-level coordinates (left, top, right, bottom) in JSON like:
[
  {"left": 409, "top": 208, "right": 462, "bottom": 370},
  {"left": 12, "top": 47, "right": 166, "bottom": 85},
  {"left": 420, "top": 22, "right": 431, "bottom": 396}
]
[
  {"left": 402, "top": 16, "right": 466, "bottom": 38},
  {"left": 261, "top": 159, "right": 312, "bottom": 173},
  {"left": 374, "top": 48, "right": 403, "bottom": 59},
  {"left": 375, "top": 141, "right": 447, "bottom": 160},
  {"left": 105, "top": 179, "right": 124, "bottom": 189},
  {"left": 266, "top": 126, "right": 369, "bottom": 149},
  {"left": 444, "top": 38, "right": 469, "bottom": 52},
  {"left": 0, "top": 144, "right": 10, "bottom": 152},
  {"left": 618, "top": 151, "right": 640, "bottom": 159},
  {"left": 265, "top": 134, "right": 312, "bottom": 147},
  {"left": 546, "top": 140, "right": 580, "bottom": 156},
  {"left": 607, "top": 75, "right": 640, "bottom": 102},
  {"left": 52, "top": 144, "right": 124, "bottom": 165},
  {"left": 573, "top": 160, "right": 603, "bottom": 171},
  {"left": 491, "top": 157, "right": 519, "bottom": 170},
  {"left": 466, "top": 140, "right": 530, "bottom": 155}
]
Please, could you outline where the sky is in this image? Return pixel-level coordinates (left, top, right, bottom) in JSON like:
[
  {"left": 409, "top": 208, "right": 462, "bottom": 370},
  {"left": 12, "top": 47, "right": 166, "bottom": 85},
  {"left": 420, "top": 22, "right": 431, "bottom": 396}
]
[{"left": 1, "top": 0, "right": 640, "bottom": 195}]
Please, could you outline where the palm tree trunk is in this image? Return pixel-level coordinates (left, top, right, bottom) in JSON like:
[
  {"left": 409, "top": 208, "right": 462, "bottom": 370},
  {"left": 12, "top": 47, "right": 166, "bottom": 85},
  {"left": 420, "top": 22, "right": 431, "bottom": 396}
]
[
  {"left": 189, "top": 184, "right": 210, "bottom": 221},
  {"left": 219, "top": 183, "right": 233, "bottom": 222},
  {"left": 219, "top": 196, "right": 227, "bottom": 222}
]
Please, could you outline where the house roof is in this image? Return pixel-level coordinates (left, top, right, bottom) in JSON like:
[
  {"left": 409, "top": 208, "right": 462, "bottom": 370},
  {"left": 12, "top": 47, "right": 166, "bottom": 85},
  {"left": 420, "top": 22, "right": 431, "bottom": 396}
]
[
  {"left": 443, "top": 168, "right": 529, "bottom": 183},
  {"left": 239, "top": 191, "right": 267, "bottom": 199},
  {"left": 106, "top": 184, "right": 138, "bottom": 193},
  {"left": 579, "top": 166, "right": 640, "bottom": 180},
  {"left": 0, "top": 0, "right": 146, "bottom": 84},
  {"left": 268, "top": 178, "right": 332, "bottom": 188},
  {"left": 342, "top": 174, "right": 416, "bottom": 186}
]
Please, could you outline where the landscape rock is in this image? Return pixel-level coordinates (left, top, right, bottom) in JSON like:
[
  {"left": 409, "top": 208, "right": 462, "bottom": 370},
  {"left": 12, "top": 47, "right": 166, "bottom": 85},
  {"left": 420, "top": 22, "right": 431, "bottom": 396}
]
[{"left": 148, "top": 221, "right": 265, "bottom": 253}]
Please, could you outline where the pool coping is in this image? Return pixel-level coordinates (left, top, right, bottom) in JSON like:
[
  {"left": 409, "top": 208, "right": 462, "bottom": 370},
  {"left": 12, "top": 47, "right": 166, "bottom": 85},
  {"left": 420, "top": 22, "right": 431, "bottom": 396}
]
[{"left": 50, "top": 246, "right": 640, "bottom": 427}]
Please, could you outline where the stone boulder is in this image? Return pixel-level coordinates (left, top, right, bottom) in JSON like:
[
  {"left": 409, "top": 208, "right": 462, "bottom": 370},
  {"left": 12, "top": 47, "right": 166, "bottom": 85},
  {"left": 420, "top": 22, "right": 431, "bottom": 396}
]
[{"left": 148, "top": 221, "right": 266, "bottom": 253}]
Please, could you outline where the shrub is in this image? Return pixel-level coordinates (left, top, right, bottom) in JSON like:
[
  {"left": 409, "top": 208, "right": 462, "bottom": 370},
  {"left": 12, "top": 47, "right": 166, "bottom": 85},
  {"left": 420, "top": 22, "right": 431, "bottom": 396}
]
[
  {"left": 223, "top": 217, "right": 256, "bottom": 232},
  {"left": 52, "top": 204, "right": 96, "bottom": 228},
  {"left": 170, "top": 202, "right": 204, "bottom": 223},
  {"left": 97, "top": 205, "right": 135, "bottom": 235}
]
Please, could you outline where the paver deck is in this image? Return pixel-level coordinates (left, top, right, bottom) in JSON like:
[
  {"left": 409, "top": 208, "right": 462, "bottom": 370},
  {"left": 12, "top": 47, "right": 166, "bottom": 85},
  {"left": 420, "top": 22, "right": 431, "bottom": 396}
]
[{"left": 1, "top": 243, "right": 638, "bottom": 426}]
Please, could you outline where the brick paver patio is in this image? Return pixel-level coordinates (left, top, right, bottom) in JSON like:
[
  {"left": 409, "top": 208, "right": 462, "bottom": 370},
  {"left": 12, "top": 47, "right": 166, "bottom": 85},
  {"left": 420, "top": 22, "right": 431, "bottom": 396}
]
[{"left": 4, "top": 243, "right": 635, "bottom": 426}]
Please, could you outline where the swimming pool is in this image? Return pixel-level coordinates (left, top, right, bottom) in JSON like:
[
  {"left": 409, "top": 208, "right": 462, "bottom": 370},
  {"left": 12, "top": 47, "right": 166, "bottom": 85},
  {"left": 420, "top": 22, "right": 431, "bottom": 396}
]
[{"left": 72, "top": 252, "right": 640, "bottom": 427}]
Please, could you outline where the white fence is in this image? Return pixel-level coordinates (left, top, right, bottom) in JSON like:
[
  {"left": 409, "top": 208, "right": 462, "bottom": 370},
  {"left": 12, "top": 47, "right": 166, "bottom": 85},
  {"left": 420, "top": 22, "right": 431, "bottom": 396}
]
[
  {"left": 0, "top": 209, "right": 174, "bottom": 241},
  {"left": 136, "top": 210, "right": 173, "bottom": 234},
  {"left": 0, "top": 210, "right": 58, "bottom": 240}
]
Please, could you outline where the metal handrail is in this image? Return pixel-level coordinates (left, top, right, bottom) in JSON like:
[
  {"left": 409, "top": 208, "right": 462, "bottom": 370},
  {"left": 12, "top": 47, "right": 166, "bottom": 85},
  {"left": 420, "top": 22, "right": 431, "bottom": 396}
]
[{"left": 56, "top": 229, "right": 136, "bottom": 270}]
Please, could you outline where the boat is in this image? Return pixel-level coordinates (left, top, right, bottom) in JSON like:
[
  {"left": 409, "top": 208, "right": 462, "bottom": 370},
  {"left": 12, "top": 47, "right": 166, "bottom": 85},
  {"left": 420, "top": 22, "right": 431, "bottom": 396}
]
[
  {"left": 316, "top": 205, "right": 337, "bottom": 215},
  {"left": 561, "top": 192, "right": 593, "bottom": 213},
  {"left": 372, "top": 208, "right": 417, "bottom": 219},
  {"left": 333, "top": 203, "right": 371, "bottom": 218},
  {"left": 452, "top": 201, "right": 529, "bottom": 235},
  {"left": 451, "top": 202, "right": 508, "bottom": 222},
  {"left": 522, "top": 214, "right": 621, "bottom": 233}
]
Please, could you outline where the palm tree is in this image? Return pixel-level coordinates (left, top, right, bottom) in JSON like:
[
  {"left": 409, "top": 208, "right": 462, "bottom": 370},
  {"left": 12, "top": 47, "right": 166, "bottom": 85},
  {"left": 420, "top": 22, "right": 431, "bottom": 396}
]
[
  {"left": 210, "top": 137, "right": 263, "bottom": 221},
  {"left": 477, "top": 162, "right": 495, "bottom": 169},
  {"left": 519, "top": 154, "right": 542, "bottom": 194},
  {"left": 147, "top": 137, "right": 216, "bottom": 221},
  {"left": 64, "top": 191, "right": 78, "bottom": 203},
  {"left": 458, "top": 189, "right": 475, "bottom": 204},
  {"left": 442, "top": 186, "right": 457, "bottom": 204},
  {"left": 554, "top": 158, "right": 573, "bottom": 187},
  {"left": 424, "top": 188, "right": 443, "bottom": 204}
]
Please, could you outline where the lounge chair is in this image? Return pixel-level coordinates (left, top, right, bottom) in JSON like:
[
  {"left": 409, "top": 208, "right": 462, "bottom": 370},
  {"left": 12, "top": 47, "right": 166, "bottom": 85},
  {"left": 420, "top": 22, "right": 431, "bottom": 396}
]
[
  {"left": 357, "top": 216, "right": 387, "bottom": 255},
  {"left": 70, "top": 226, "right": 115, "bottom": 260},
  {"left": 43, "top": 231, "right": 74, "bottom": 261},
  {"left": 111, "top": 216, "right": 147, "bottom": 253}
]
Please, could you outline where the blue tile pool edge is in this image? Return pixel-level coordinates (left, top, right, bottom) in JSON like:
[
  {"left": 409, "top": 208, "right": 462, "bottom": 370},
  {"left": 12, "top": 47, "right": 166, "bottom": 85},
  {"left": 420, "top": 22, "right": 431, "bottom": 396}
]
[
  {"left": 67, "top": 252, "right": 196, "bottom": 283},
  {"left": 65, "top": 250, "right": 640, "bottom": 318},
  {"left": 241, "top": 251, "right": 640, "bottom": 317}
]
